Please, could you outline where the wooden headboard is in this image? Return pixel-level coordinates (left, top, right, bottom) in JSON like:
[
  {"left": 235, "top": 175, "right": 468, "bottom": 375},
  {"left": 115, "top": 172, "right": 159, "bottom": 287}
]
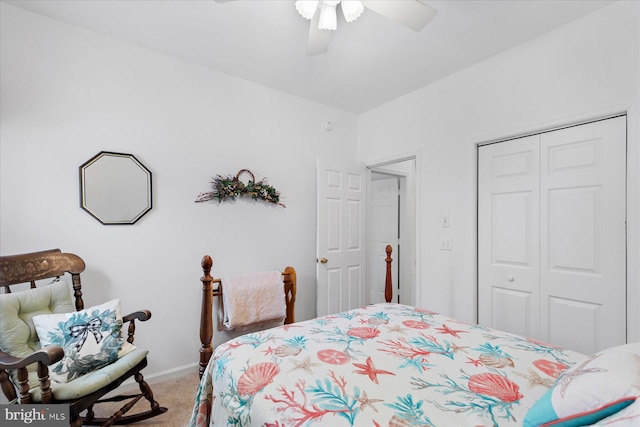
[{"left": 198, "top": 255, "right": 297, "bottom": 378}]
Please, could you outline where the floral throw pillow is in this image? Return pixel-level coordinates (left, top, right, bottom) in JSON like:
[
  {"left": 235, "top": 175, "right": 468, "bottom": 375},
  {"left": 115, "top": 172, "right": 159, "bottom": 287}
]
[{"left": 33, "top": 299, "right": 130, "bottom": 383}]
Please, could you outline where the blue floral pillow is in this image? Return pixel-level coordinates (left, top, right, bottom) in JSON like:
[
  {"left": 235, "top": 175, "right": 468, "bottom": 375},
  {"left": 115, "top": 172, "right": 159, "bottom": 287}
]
[{"left": 33, "top": 299, "right": 132, "bottom": 383}]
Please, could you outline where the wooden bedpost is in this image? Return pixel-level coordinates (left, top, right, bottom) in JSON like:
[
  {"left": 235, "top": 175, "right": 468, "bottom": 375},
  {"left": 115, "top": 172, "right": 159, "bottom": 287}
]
[
  {"left": 385, "top": 245, "right": 393, "bottom": 303},
  {"left": 199, "top": 255, "right": 214, "bottom": 379},
  {"left": 283, "top": 266, "right": 297, "bottom": 324}
]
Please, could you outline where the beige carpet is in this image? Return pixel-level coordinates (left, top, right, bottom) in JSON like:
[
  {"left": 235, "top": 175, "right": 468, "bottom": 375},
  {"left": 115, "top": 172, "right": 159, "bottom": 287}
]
[{"left": 90, "top": 371, "right": 202, "bottom": 426}]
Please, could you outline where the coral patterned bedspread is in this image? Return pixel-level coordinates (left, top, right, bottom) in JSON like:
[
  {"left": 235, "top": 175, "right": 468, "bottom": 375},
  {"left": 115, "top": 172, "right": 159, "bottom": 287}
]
[{"left": 190, "top": 303, "right": 585, "bottom": 427}]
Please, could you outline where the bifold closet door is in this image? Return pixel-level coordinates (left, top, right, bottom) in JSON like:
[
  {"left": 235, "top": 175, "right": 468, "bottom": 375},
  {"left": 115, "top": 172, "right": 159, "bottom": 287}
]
[
  {"left": 539, "top": 117, "right": 626, "bottom": 354},
  {"left": 479, "top": 116, "right": 626, "bottom": 354},
  {"left": 478, "top": 135, "right": 541, "bottom": 340}
]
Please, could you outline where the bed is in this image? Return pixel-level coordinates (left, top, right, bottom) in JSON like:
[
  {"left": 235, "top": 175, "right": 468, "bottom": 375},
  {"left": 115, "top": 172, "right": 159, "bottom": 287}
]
[{"left": 191, "top": 255, "right": 639, "bottom": 427}]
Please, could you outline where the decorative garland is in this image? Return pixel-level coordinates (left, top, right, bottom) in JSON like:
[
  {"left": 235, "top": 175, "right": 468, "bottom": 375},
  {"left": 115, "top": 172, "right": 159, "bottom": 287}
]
[{"left": 195, "top": 169, "right": 285, "bottom": 207}]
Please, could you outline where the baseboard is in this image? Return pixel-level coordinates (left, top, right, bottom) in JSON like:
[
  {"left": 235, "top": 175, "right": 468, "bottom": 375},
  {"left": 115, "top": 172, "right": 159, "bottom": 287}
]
[{"left": 145, "top": 363, "right": 200, "bottom": 384}]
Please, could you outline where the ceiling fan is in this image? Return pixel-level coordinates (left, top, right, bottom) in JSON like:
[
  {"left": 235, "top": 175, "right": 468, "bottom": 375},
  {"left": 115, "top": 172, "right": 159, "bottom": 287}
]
[{"left": 295, "top": 0, "right": 438, "bottom": 55}]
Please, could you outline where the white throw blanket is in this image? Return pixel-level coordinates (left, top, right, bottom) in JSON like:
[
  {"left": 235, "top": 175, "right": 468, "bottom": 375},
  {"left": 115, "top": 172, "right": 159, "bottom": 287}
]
[{"left": 221, "top": 271, "right": 286, "bottom": 329}]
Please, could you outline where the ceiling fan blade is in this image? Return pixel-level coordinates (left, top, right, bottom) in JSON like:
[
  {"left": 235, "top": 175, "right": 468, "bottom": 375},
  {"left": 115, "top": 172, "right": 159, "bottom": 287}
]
[
  {"left": 306, "top": 13, "right": 332, "bottom": 55},
  {"left": 361, "top": 0, "right": 437, "bottom": 32}
]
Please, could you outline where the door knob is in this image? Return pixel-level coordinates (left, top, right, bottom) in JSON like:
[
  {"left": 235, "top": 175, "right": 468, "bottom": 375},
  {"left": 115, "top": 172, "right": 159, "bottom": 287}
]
[
  {"left": 319, "top": 257, "right": 328, "bottom": 264},
  {"left": 507, "top": 276, "right": 514, "bottom": 282}
]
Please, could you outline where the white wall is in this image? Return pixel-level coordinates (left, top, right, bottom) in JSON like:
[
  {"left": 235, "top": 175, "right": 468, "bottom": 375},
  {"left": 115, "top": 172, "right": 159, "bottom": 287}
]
[
  {"left": 2, "top": 1, "right": 639, "bottom": 387},
  {"left": 0, "top": 3, "right": 358, "bottom": 379},
  {"left": 358, "top": 0, "right": 640, "bottom": 342}
]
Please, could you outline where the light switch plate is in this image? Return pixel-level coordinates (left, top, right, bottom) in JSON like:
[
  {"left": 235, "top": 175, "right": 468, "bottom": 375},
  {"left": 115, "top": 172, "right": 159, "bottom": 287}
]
[{"left": 440, "top": 237, "right": 452, "bottom": 250}]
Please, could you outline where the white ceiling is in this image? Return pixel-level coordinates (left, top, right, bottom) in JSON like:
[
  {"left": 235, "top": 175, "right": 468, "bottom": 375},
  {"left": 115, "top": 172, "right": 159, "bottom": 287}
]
[{"left": 4, "top": 0, "right": 616, "bottom": 114}]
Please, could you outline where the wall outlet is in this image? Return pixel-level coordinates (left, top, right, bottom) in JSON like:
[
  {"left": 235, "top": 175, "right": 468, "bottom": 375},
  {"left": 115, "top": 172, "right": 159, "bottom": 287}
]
[{"left": 440, "top": 237, "right": 452, "bottom": 251}]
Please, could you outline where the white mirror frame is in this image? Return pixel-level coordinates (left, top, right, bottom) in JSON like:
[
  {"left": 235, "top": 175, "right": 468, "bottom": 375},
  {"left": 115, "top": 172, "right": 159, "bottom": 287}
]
[{"left": 79, "top": 151, "right": 152, "bottom": 225}]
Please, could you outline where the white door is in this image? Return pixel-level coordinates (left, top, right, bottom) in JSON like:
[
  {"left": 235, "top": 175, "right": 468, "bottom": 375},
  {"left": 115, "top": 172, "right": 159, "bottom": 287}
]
[
  {"left": 479, "top": 116, "right": 627, "bottom": 354},
  {"left": 368, "top": 176, "right": 399, "bottom": 304},
  {"left": 478, "top": 135, "right": 541, "bottom": 339},
  {"left": 539, "top": 117, "right": 626, "bottom": 354},
  {"left": 317, "top": 159, "right": 367, "bottom": 317}
]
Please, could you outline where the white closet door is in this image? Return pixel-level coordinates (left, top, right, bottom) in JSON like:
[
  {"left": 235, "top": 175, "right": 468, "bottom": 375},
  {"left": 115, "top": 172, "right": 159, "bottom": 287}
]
[
  {"left": 478, "top": 135, "right": 541, "bottom": 339},
  {"left": 479, "top": 116, "right": 627, "bottom": 354},
  {"left": 539, "top": 116, "right": 626, "bottom": 354}
]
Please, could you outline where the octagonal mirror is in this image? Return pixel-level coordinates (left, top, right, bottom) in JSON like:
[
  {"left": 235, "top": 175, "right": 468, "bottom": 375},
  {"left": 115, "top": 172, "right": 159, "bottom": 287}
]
[{"left": 80, "top": 151, "right": 152, "bottom": 225}]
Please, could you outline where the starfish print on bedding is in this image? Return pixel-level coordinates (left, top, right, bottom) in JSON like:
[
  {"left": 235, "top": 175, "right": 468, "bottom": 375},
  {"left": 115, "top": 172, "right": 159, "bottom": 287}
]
[
  {"left": 557, "top": 354, "right": 606, "bottom": 398},
  {"left": 450, "top": 343, "right": 469, "bottom": 354},
  {"left": 435, "top": 324, "right": 468, "bottom": 338},
  {"left": 262, "top": 346, "right": 276, "bottom": 356},
  {"left": 354, "top": 390, "right": 383, "bottom": 412},
  {"left": 385, "top": 324, "right": 407, "bottom": 334},
  {"left": 466, "top": 357, "right": 482, "bottom": 367},
  {"left": 514, "top": 369, "right": 555, "bottom": 388},
  {"left": 353, "top": 357, "right": 395, "bottom": 384},
  {"left": 225, "top": 341, "right": 245, "bottom": 350},
  {"left": 289, "top": 356, "right": 320, "bottom": 374}
]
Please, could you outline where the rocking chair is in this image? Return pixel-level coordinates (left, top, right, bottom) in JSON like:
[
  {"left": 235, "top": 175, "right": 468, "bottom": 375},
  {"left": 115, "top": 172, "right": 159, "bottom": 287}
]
[{"left": 0, "top": 249, "right": 168, "bottom": 426}]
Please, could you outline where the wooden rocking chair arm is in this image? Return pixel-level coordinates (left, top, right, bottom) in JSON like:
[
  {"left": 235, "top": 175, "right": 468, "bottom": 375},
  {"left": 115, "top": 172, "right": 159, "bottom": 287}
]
[
  {"left": 123, "top": 310, "right": 152, "bottom": 323},
  {"left": 0, "top": 346, "right": 64, "bottom": 370}
]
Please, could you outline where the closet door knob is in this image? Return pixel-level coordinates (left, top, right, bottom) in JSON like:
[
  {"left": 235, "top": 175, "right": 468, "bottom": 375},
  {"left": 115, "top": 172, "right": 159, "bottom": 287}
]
[
  {"left": 319, "top": 257, "right": 329, "bottom": 264},
  {"left": 507, "top": 276, "right": 514, "bottom": 282}
]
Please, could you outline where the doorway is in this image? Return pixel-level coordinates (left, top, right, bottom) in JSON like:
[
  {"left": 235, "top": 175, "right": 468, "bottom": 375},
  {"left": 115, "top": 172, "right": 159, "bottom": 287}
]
[{"left": 367, "top": 158, "right": 417, "bottom": 306}]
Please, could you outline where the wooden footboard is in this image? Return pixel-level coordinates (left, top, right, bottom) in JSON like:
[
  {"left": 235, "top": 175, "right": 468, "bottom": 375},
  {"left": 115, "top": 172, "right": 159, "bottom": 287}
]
[{"left": 198, "top": 255, "right": 297, "bottom": 378}]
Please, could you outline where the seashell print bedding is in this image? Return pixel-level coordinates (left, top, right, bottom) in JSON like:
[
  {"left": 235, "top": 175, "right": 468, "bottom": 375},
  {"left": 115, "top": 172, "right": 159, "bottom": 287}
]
[{"left": 190, "top": 303, "right": 589, "bottom": 427}]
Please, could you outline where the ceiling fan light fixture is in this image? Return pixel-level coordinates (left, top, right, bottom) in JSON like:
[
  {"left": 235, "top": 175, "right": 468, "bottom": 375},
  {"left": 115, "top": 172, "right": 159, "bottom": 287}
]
[
  {"left": 318, "top": 2, "right": 338, "bottom": 31},
  {"left": 341, "top": 0, "right": 364, "bottom": 23},
  {"left": 295, "top": 0, "right": 319, "bottom": 20}
]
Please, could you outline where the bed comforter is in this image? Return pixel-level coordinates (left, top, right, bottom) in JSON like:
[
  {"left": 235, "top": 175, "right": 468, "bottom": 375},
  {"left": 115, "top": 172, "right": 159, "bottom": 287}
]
[{"left": 191, "top": 303, "right": 592, "bottom": 426}]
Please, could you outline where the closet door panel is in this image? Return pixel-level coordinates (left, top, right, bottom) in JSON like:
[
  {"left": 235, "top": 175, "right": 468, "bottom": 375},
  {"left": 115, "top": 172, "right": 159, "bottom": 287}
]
[
  {"left": 478, "top": 135, "right": 540, "bottom": 339},
  {"left": 490, "top": 287, "right": 534, "bottom": 338},
  {"left": 540, "top": 116, "right": 626, "bottom": 354},
  {"left": 547, "top": 297, "right": 600, "bottom": 352},
  {"left": 547, "top": 186, "right": 599, "bottom": 271}
]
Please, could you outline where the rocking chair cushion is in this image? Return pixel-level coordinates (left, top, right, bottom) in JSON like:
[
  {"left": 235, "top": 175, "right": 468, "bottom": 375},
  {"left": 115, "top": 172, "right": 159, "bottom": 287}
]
[
  {"left": 29, "top": 347, "right": 149, "bottom": 402},
  {"left": 33, "top": 299, "right": 135, "bottom": 383}
]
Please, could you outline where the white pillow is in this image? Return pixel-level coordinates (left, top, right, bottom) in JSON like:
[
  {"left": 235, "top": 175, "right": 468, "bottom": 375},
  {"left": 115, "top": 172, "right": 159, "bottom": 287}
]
[
  {"left": 523, "top": 343, "right": 640, "bottom": 427},
  {"left": 33, "top": 299, "right": 135, "bottom": 383}
]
